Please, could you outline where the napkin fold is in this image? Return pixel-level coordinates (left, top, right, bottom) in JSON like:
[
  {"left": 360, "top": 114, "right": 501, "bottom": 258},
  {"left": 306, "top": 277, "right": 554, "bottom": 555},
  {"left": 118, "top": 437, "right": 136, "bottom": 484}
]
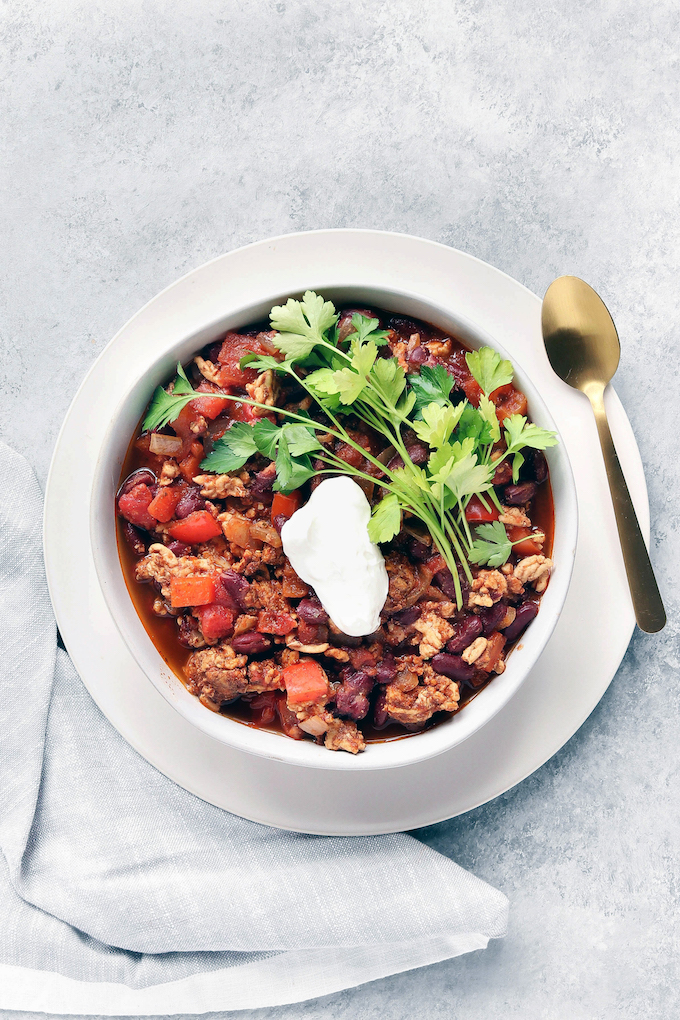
[{"left": 0, "top": 441, "right": 508, "bottom": 1016}]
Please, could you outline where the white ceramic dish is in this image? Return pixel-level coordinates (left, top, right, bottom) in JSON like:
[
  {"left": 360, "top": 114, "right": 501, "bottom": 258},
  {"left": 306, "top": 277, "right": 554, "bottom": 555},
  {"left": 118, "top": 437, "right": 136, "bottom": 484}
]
[
  {"left": 44, "top": 230, "right": 645, "bottom": 833},
  {"left": 89, "top": 284, "right": 577, "bottom": 771}
]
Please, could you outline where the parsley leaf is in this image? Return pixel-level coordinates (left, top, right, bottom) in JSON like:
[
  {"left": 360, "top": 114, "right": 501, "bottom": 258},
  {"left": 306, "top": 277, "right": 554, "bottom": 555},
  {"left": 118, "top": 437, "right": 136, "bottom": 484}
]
[
  {"left": 367, "top": 493, "right": 401, "bottom": 544},
  {"left": 465, "top": 347, "right": 513, "bottom": 396},
  {"left": 372, "top": 357, "right": 407, "bottom": 406},
  {"left": 273, "top": 433, "right": 315, "bottom": 493},
  {"left": 511, "top": 451, "right": 525, "bottom": 484},
  {"left": 412, "top": 401, "right": 465, "bottom": 448},
  {"left": 282, "top": 424, "right": 322, "bottom": 457},
  {"left": 239, "top": 353, "right": 285, "bottom": 373},
  {"left": 443, "top": 454, "right": 494, "bottom": 502},
  {"left": 503, "top": 415, "right": 558, "bottom": 453},
  {"left": 200, "top": 422, "right": 258, "bottom": 473},
  {"left": 468, "top": 521, "right": 512, "bottom": 567},
  {"left": 477, "top": 393, "right": 501, "bottom": 443},
  {"left": 269, "top": 291, "right": 338, "bottom": 360},
  {"left": 454, "top": 403, "right": 494, "bottom": 446},
  {"left": 252, "top": 419, "right": 280, "bottom": 460},
  {"left": 408, "top": 364, "right": 454, "bottom": 417},
  {"left": 330, "top": 341, "right": 378, "bottom": 404},
  {"left": 142, "top": 362, "right": 199, "bottom": 431},
  {"left": 349, "top": 314, "right": 391, "bottom": 347}
]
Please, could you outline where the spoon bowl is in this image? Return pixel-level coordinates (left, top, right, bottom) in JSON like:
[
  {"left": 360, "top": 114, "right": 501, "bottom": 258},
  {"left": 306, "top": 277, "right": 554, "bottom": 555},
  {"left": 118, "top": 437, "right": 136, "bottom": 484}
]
[{"left": 542, "top": 276, "right": 621, "bottom": 393}]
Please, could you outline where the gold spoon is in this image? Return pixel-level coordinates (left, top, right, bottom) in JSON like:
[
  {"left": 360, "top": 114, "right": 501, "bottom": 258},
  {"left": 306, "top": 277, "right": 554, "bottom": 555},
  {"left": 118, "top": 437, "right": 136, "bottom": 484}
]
[{"left": 542, "top": 275, "right": 666, "bottom": 633}]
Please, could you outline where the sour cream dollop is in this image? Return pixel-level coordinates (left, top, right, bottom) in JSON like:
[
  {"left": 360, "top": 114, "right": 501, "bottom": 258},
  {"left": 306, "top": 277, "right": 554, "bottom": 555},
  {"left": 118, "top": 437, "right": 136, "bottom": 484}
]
[{"left": 280, "top": 477, "right": 389, "bottom": 637}]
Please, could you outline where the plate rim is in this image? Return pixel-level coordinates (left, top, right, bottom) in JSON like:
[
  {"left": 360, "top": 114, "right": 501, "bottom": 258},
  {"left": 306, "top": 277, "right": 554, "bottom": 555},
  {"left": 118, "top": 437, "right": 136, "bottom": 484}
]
[{"left": 43, "top": 229, "right": 645, "bottom": 834}]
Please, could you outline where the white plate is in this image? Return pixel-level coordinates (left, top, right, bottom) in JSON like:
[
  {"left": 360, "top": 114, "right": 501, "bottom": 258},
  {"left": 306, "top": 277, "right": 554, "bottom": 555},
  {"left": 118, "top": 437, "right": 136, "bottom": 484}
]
[{"left": 44, "top": 230, "right": 647, "bottom": 835}]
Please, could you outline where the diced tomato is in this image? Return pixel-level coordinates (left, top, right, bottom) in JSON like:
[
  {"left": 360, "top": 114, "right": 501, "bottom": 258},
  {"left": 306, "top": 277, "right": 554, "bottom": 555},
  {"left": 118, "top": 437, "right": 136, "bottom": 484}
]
[
  {"left": 147, "top": 485, "right": 183, "bottom": 523},
  {"left": 190, "top": 394, "right": 228, "bottom": 419},
  {"left": 194, "top": 603, "right": 237, "bottom": 640},
  {"left": 465, "top": 495, "right": 500, "bottom": 523},
  {"left": 283, "top": 659, "right": 330, "bottom": 706},
  {"left": 169, "top": 575, "right": 217, "bottom": 608},
  {"left": 168, "top": 510, "right": 222, "bottom": 544},
  {"left": 172, "top": 405, "right": 200, "bottom": 439},
  {"left": 494, "top": 386, "right": 528, "bottom": 422},
  {"left": 271, "top": 490, "right": 302, "bottom": 521},
  {"left": 507, "top": 525, "right": 544, "bottom": 557},
  {"left": 217, "top": 333, "right": 268, "bottom": 386},
  {"left": 118, "top": 483, "right": 156, "bottom": 530},
  {"left": 226, "top": 400, "right": 258, "bottom": 423},
  {"left": 257, "top": 610, "right": 297, "bottom": 636}
]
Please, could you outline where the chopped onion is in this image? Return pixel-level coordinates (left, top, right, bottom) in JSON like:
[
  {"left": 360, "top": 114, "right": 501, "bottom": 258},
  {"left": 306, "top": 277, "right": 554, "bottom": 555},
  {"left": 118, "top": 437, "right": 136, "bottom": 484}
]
[{"left": 149, "top": 434, "right": 184, "bottom": 456}]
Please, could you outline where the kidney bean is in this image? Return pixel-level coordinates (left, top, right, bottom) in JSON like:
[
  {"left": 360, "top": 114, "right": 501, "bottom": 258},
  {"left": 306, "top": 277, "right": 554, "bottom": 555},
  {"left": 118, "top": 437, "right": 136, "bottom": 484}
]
[
  {"left": 405, "top": 442, "right": 429, "bottom": 465},
  {"left": 434, "top": 568, "right": 458, "bottom": 600},
  {"left": 272, "top": 513, "right": 288, "bottom": 535},
  {"left": 393, "top": 606, "right": 421, "bottom": 626},
  {"left": 387, "top": 453, "right": 405, "bottom": 472},
  {"left": 478, "top": 602, "right": 507, "bottom": 636},
  {"left": 122, "top": 521, "right": 147, "bottom": 556},
  {"left": 250, "top": 464, "right": 276, "bottom": 502},
  {"left": 231, "top": 631, "right": 271, "bottom": 654},
  {"left": 335, "top": 670, "right": 374, "bottom": 720},
  {"left": 221, "top": 570, "right": 250, "bottom": 610},
  {"left": 175, "top": 486, "right": 206, "bottom": 518},
  {"left": 375, "top": 652, "right": 396, "bottom": 683},
  {"left": 118, "top": 468, "right": 156, "bottom": 497},
  {"left": 407, "top": 345, "right": 428, "bottom": 366},
  {"left": 431, "top": 653, "right": 475, "bottom": 683},
  {"left": 503, "top": 481, "right": 536, "bottom": 505},
  {"left": 373, "top": 687, "right": 389, "bottom": 728},
  {"left": 409, "top": 538, "right": 431, "bottom": 561},
  {"left": 503, "top": 601, "right": 539, "bottom": 642},
  {"left": 492, "top": 460, "right": 513, "bottom": 486},
  {"left": 297, "top": 597, "right": 329, "bottom": 624},
  {"left": 531, "top": 450, "right": 548, "bottom": 484},
  {"left": 446, "top": 615, "right": 483, "bottom": 654},
  {"left": 167, "top": 540, "right": 191, "bottom": 557}
]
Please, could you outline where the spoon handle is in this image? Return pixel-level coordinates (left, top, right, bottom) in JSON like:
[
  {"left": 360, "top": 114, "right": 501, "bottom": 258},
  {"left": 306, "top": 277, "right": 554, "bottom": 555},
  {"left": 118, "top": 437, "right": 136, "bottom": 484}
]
[{"left": 587, "top": 387, "right": 666, "bottom": 633}]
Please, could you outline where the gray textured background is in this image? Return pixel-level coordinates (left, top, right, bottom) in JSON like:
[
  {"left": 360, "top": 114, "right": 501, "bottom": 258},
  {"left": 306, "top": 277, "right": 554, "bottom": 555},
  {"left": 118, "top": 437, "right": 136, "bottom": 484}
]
[{"left": 1, "top": 1, "right": 678, "bottom": 1018}]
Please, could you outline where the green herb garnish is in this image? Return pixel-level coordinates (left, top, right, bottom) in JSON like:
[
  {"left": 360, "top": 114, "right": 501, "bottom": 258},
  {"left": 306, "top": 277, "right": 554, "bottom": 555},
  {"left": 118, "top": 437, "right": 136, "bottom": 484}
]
[{"left": 142, "top": 294, "right": 558, "bottom": 605}]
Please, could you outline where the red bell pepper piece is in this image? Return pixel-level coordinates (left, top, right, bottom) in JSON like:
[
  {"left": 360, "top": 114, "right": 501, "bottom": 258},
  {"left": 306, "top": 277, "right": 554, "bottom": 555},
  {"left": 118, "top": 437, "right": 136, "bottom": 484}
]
[
  {"left": 271, "top": 490, "right": 301, "bottom": 521},
  {"left": 168, "top": 510, "right": 222, "bottom": 544},
  {"left": 283, "top": 659, "right": 330, "bottom": 706},
  {"left": 147, "top": 485, "right": 183, "bottom": 523},
  {"left": 169, "top": 575, "right": 217, "bottom": 608}
]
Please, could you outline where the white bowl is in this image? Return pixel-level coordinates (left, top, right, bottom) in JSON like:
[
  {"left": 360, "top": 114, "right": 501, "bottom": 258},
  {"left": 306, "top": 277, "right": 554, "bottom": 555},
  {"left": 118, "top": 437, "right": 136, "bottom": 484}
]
[{"left": 91, "top": 282, "right": 578, "bottom": 771}]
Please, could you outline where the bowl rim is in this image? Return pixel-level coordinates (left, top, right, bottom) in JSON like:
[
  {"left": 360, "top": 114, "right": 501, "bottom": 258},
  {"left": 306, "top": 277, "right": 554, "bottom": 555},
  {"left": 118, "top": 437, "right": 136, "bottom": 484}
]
[{"left": 90, "top": 279, "right": 578, "bottom": 772}]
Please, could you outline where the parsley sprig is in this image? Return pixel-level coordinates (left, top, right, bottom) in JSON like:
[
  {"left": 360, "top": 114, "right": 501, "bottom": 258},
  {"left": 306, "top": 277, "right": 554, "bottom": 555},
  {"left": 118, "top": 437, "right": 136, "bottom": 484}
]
[{"left": 142, "top": 291, "right": 558, "bottom": 608}]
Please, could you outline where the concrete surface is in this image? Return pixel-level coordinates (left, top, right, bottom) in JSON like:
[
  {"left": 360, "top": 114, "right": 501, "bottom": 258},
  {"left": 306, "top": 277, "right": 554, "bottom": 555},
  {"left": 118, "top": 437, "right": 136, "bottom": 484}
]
[{"left": 1, "top": 1, "right": 678, "bottom": 1017}]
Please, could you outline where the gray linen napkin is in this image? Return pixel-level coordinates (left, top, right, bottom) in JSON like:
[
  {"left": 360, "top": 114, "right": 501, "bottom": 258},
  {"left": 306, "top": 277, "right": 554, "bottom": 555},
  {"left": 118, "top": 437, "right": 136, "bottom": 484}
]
[{"left": 0, "top": 441, "right": 508, "bottom": 1016}]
